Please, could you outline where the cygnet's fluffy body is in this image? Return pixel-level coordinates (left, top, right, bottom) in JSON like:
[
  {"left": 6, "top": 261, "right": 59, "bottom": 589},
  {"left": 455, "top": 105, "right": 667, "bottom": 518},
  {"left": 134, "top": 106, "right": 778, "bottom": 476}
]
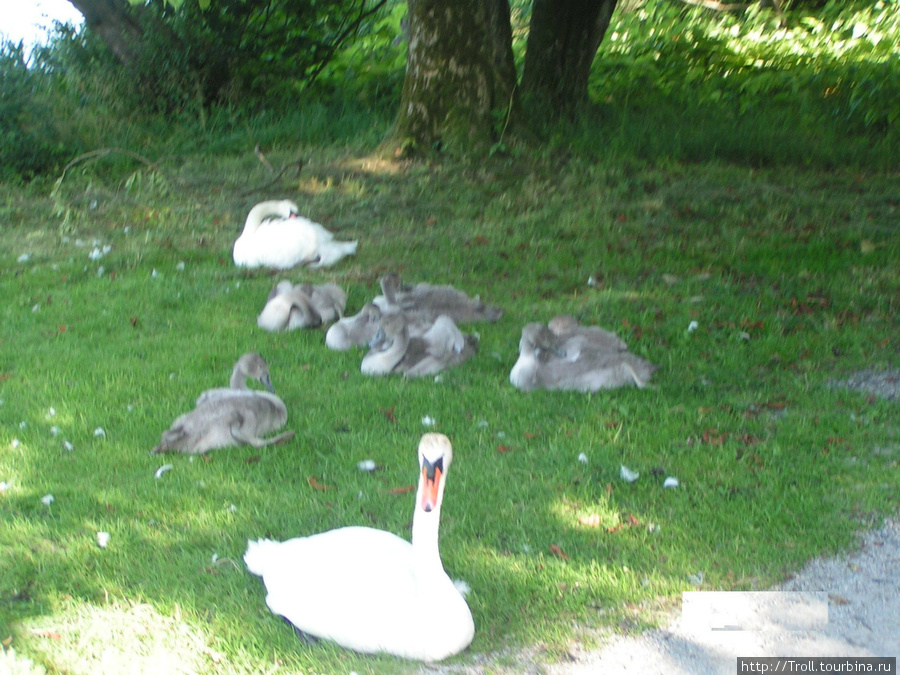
[
  {"left": 153, "top": 353, "right": 294, "bottom": 454},
  {"left": 510, "top": 322, "right": 657, "bottom": 392},
  {"left": 361, "top": 313, "right": 477, "bottom": 378},
  {"left": 257, "top": 280, "right": 347, "bottom": 331},
  {"left": 375, "top": 274, "right": 503, "bottom": 324},
  {"left": 325, "top": 303, "right": 434, "bottom": 351}
]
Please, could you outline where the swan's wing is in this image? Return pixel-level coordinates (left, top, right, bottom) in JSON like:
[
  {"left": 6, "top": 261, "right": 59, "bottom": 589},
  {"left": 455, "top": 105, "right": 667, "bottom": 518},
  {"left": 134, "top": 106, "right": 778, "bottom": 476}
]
[{"left": 249, "top": 528, "right": 416, "bottom": 640}]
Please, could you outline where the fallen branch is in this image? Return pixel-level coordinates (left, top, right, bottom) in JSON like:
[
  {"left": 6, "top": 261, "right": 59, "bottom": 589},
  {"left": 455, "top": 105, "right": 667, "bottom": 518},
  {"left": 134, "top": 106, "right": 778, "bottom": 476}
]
[
  {"left": 51, "top": 147, "right": 168, "bottom": 197},
  {"left": 239, "top": 155, "right": 305, "bottom": 197}
]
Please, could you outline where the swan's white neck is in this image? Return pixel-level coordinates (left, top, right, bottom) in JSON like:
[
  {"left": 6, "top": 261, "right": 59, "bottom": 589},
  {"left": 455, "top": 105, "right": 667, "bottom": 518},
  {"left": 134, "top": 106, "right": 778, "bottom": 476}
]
[
  {"left": 244, "top": 203, "right": 275, "bottom": 233},
  {"left": 411, "top": 507, "right": 444, "bottom": 575}
]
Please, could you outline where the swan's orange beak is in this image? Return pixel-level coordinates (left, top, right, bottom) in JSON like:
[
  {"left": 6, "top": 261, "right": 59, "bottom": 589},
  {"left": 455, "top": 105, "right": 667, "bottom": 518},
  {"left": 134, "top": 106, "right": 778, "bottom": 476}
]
[{"left": 420, "top": 457, "right": 443, "bottom": 513}]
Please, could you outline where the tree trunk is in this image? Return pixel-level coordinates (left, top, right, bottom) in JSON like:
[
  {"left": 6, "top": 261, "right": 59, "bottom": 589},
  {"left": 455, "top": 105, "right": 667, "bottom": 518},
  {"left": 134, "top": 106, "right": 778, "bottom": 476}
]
[
  {"left": 66, "top": 0, "right": 146, "bottom": 68},
  {"left": 386, "top": 0, "right": 518, "bottom": 156},
  {"left": 521, "top": 0, "right": 619, "bottom": 115}
]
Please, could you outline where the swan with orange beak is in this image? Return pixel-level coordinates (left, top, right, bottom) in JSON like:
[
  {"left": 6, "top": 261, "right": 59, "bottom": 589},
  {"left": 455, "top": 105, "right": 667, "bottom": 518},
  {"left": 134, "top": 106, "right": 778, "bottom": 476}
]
[{"left": 244, "top": 433, "right": 474, "bottom": 662}]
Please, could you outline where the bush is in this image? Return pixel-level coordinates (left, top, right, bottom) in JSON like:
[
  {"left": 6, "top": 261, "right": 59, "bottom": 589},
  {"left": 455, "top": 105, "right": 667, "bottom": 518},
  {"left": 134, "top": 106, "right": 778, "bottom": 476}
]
[{"left": 0, "top": 42, "right": 68, "bottom": 181}]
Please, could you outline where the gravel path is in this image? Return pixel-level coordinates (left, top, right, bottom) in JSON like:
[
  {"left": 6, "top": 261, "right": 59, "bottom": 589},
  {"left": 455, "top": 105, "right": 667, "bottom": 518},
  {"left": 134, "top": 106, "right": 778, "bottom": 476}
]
[{"left": 548, "top": 515, "right": 900, "bottom": 674}]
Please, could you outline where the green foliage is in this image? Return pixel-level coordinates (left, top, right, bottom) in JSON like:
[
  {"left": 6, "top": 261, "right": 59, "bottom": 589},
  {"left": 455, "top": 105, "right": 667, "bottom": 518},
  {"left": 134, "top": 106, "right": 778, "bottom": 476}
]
[
  {"left": 315, "top": 1, "right": 407, "bottom": 104},
  {"left": 135, "top": 0, "right": 393, "bottom": 107},
  {"left": 0, "top": 43, "right": 68, "bottom": 181},
  {"left": 585, "top": 0, "right": 900, "bottom": 165}
]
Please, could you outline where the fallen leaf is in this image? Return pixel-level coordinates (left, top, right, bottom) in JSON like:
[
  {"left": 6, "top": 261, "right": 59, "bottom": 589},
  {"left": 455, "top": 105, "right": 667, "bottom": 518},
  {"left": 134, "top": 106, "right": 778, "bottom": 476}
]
[
  {"left": 701, "top": 428, "right": 727, "bottom": 445},
  {"left": 549, "top": 545, "right": 569, "bottom": 560},
  {"left": 627, "top": 514, "right": 641, "bottom": 526},
  {"left": 245, "top": 456, "right": 260, "bottom": 464},
  {"left": 382, "top": 407, "right": 396, "bottom": 424},
  {"left": 130, "top": 316, "right": 139, "bottom": 327},
  {"left": 387, "top": 485, "right": 415, "bottom": 495},
  {"left": 308, "top": 477, "right": 333, "bottom": 491},
  {"left": 497, "top": 445, "right": 512, "bottom": 453}
]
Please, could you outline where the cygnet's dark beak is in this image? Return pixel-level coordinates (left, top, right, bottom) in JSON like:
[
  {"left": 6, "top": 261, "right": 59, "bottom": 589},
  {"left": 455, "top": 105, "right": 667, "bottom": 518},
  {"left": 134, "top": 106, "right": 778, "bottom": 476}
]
[{"left": 260, "top": 372, "right": 275, "bottom": 393}]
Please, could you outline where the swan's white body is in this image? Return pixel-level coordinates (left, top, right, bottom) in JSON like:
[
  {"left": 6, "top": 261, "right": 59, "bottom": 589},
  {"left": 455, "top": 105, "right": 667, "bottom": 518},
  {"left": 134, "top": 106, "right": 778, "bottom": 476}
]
[
  {"left": 233, "top": 200, "right": 357, "bottom": 269},
  {"left": 510, "top": 322, "right": 657, "bottom": 392},
  {"left": 244, "top": 433, "right": 474, "bottom": 662}
]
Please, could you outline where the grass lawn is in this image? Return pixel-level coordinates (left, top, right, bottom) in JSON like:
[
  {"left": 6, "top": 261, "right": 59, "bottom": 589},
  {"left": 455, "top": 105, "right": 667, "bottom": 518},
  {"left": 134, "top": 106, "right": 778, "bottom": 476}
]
[{"left": 1, "top": 142, "right": 898, "bottom": 674}]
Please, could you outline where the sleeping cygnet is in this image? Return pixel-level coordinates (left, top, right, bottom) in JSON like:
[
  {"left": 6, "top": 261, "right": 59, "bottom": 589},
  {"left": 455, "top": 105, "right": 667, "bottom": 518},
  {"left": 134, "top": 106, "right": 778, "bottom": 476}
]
[
  {"left": 510, "top": 323, "right": 657, "bottom": 392},
  {"left": 361, "top": 313, "right": 477, "bottom": 378},
  {"left": 257, "top": 281, "right": 347, "bottom": 332},
  {"left": 375, "top": 274, "right": 503, "bottom": 324}
]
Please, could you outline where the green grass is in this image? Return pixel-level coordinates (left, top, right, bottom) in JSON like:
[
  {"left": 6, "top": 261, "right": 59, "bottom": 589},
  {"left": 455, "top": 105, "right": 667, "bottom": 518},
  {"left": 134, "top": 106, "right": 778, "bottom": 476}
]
[
  {"left": 2, "top": 1, "right": 899, "bottom": 670},
  {"left": 1, "top": 147, "right": 898, "bottom": 673}
]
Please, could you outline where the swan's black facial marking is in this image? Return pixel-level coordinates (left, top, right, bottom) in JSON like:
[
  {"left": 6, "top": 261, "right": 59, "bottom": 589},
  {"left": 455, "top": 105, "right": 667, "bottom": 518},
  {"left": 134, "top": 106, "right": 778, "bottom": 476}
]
[
  {"left": 420, "top": 455, "right": 444, "bottom": 513},
  {"left": 423, "top": 456, "right": 444, "bottom": 482}
]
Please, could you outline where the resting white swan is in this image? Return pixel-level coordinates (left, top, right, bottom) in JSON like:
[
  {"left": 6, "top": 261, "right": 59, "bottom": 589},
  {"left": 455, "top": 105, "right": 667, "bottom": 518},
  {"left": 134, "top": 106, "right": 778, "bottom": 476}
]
[
  {"left": 510, "top": 322, "right": 657, "bottom": 392},
  {"left": 152, "top": 353, "right": 294, "bottom": 454},
  {"left": 244, "top": 433, "right": 474, "bottom": 662},
  {"left": 233, "top": 200, "right": 357, "bottom": 269},
  {"left": 257, "top": 280, "right": 347, "bottom": 331},
  {"left": 361, "top": 313, "right": 477, "bottom": 377}
]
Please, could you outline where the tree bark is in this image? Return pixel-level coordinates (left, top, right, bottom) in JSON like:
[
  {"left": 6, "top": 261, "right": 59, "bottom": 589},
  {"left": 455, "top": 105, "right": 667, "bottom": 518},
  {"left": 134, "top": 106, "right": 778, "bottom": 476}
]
[
  {"left": 521, "top": 0, "right": 619, "bottom": 115},
  {"left": 66, "top": 0, "right": 146, "bottom": 68},
  {"left": 386, "top": 0, "right": 518, "bottom": 156}
]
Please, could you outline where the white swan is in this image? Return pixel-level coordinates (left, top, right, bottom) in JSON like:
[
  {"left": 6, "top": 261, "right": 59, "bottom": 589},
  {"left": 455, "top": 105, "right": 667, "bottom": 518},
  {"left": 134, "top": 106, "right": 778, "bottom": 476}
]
[
  {"left": 153, "top": 353, "right": 294, "bottom": 454},
  {"left": 257, "top": 280, "right": 347, "bottom": 332},
  {"left": 233, "top": 200, "right": 357, "bottom": 269},
  {"left": 510, "top": 322, "right": 657, "bottom": 392},
  {"left": 244, "top": 433, "right": 474, "bottom": 662}
]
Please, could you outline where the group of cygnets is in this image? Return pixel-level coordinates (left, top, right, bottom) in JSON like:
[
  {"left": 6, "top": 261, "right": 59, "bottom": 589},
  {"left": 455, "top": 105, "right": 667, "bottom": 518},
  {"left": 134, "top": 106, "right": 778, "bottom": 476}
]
[{"left": 150, "top": 200, "right": 659, "bottom": 663}]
